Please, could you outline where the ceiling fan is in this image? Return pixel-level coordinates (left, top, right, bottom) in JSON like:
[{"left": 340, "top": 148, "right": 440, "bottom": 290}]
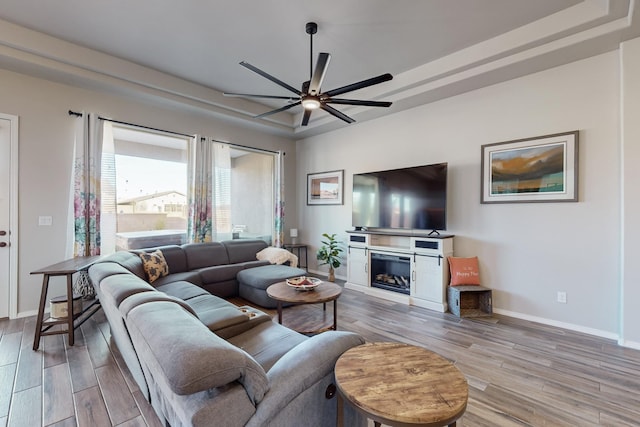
[{"left": 223, "top": 22, "right": 393, "bottom": 126}]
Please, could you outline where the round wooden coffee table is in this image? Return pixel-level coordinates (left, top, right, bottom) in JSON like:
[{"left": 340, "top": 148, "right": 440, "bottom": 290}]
[
  {"left": 266, "top": 280, "right": 342, "bottom": 334},
  {"left": 335, "top": 342, "right": 468, "bottom": 427}
]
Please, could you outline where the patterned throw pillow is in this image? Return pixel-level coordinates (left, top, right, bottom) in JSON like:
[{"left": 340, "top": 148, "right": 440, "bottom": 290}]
[
  {"left": 139, "top": 250, "right": 169, "bottom": 284},
  {"left": 448, "top": 256, "right": 481, "bottom": 286}
]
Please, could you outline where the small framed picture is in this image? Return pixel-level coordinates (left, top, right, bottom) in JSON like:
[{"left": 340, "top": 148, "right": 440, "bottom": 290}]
[
  {"left": 481, "top": 131, "right": 579, "bottom": 203},
  {"left": 307, "top": 170, "right": 344, "bottom": 205}
]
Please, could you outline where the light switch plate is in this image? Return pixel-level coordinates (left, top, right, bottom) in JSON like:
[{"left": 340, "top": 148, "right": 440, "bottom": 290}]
[{"left": 38, "top": 216, "right": 52, "bottom": 226}]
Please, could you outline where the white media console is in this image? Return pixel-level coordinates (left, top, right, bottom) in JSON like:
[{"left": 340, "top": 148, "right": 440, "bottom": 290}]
[{"left": 346, "top": 230, "right": 453, "bottom": 312}]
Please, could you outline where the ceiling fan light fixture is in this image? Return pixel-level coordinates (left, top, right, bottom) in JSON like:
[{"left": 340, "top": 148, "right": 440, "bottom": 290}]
[
  {"left": 302, "top": 96, "right": 321, "bottom": 110},
  {"left": 224, "top": 22, "right": 393, "bottom": 126}
]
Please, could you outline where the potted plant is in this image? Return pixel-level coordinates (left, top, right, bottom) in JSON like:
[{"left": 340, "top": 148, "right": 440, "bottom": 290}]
[{"left": 316, "top": 233, "right": 343, "bottom": 282}]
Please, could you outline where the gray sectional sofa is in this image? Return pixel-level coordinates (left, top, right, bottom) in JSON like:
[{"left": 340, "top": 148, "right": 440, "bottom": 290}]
[{"left": 88, "top": 239, "right": 366, "bottom": 427}]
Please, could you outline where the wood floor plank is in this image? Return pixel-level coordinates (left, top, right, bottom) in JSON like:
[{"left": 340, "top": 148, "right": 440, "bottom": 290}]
[
  {"left": 73, "top": 385, "right": 111, "bottom": 427},
  {"left": 7, "top": 385, "right": 41, "bottom": 427},
  {"left": 95, "top": 360, "right": 140, "bottom": 425},
  {"left": 107, "top": 336, "right": 139, "bottom": 394},
  {"left": 0, "top": 364, "right": 16, "bottom": 418},
  {"left": 13, "top": 321, "right": 42, "bottom": 393},
  {"left": 2, "top": 319, "right": 24, "bottom": 335},
  {"left": 42, "top": 334, "right": 66, "bottom": 369},
  {"left": 43, "top": 363, "right": 75, "bottom": 426},
  {"left": 47, "top": 416, "right": 76, "bottom": 427},
  {"left": 131, "top": 390, "right": 164, "bottom": 427},
  {"left": 0, "top": 333, "right": 22, "bottom": 366},
  {"left": 65, "top": 329, "right": 97, "bottom": 393},
  {"left": 116, "top": 415, "right": 147, "bottom": 427},
  {"left": 80, "top": 316, "right": 113, "bottom": 370}
]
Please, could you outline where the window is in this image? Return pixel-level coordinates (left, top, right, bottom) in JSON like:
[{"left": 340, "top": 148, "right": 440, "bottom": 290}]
[
  {"left": 101, "top": 125, "right": 189, "bottom": 253},
  {"left": 100, "top": 124, "right": 277, "bottom": 255}
]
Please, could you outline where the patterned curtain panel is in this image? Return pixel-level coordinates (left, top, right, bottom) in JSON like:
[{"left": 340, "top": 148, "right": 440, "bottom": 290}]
[
  {"left": 187, "top": 137, "right": 234, "bottom": 243},
  {"left": 273, "top": 151, "right": 284, "bottom": 247},
  {"left": 72, "top": 113, "right": 104, "bottom": 257},
  {"left": 187, "top": 136, "right": 213, "bottom": 242}
]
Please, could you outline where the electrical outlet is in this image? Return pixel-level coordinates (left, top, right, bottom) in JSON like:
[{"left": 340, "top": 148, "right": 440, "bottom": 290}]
[
  {"left": 557, "top": 291, "right": 567, "bottom": 304},
  {"left": 38, "top": 216, "right": 52, "bottom": 226}
]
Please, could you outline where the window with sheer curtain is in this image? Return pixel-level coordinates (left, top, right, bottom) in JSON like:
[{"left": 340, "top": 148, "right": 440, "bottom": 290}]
[{"left": 99, "top": 124, "right": 277, "bottom": 254}]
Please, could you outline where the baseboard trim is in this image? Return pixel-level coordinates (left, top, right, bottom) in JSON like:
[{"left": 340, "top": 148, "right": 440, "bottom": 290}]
[
  {"left": 17, "top": 309, "right": 39, "bottom": 319},
  {"left": 617, "top": 338, "right": 640, "bottom": 350},
  {"left": 493, "top": 308, "right": 619, "bottom": 342}
]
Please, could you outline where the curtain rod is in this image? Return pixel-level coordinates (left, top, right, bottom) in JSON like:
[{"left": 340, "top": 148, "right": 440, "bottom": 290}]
[
  {"left": 69, "top": 109, "right": 281, "bottom": 155},
  {"left": 201, "top": 136, "right": 280, "bottom": 155},
  {"left": 68, "top": 110, "right": 193, "bottom": 138}
]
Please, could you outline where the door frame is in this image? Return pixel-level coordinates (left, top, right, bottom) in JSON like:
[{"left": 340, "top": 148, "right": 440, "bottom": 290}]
[{"left": 1, "top": 113, "right": 19, "bottom": 319}]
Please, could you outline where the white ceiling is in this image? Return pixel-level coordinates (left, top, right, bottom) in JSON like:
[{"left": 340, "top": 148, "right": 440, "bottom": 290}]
[{"left": 0, "top": 0, "right": 638, "bottom": 138}]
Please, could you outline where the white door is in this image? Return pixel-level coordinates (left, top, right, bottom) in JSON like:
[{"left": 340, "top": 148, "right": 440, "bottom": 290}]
[{"left": 0, "top": 114, "right": 18, "bottom": 319}]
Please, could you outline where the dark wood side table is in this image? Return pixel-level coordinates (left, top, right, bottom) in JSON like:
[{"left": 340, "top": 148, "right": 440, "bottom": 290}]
[
  {"left": 31, "top": 255, "right": 103, "bottom": 351},
  {"left": 283, "top": 243, "right": 308, "bottom": 270},
  {"left": 335, "top": 342, "right": 468, "bottom": 427},
  {"left": 266, "top": 280, "right": 342, "bottom": 334}
]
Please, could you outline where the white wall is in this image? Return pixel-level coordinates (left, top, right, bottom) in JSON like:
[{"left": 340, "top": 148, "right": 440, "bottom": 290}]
[
  {"left": 621, "top": 37, "right": 640, "bottom": 347},
  {"left": 0, "top": 68, "right": 297, "bottom": 316},
  {"left": 298, "top": 51, "right": 623, "bottom": 338}
]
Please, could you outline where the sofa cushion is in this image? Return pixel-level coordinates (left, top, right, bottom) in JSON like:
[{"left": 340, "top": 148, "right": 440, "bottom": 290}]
[
  {"left": 197, "top": 264, "right": 243, "bottom": 284},
  {"left": 100, "top": 274, "right": 157, "bottom": 307},
  {"left": 139, "top": 250, "right": 169, "bottom": 283},
  {"left": 227, "top": 321, "right": 307, "bottom": 372},
  {"left": 88, "top": 262, "right": 137, "bottom": 285},
  {"left": 237, "top": 260, "right": 271, "bottom": 270},
  {"left": 222, "top": 239, "right": 269, "bottom": 264},
  {"left": 152, "top": 271, "right": 203, "bottom": 287},
  {"left": 237, "top": 265, "right": 307, "bottom": 291},
  {"left": 196, "top": 306, "right": 252, "bottom": 332},
  {"left": 126, "top": 300, "right": 269, "bottom": 403},
  {"left": 91, "top": 252, "right": 146, "bottom": 280},
  {"left": 183, "top": 242, "right": 230, "bottom": 269},
  {"left": 155, "top": 281, "right": 210, "bottom": 301},
  {"left": 183, "top": 294, "right": 234, "bottom": 313},
  {"left": 118, "top": 290, "right": 197, "bottom": 318}
]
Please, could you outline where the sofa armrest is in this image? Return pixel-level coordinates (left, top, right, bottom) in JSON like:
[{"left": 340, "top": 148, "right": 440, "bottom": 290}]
[
  {"left": 253, "top": 331, "right": 364, "bottom": 422},
  {"left": 126, "top": 301, "right": 269, "bottom": 403}
]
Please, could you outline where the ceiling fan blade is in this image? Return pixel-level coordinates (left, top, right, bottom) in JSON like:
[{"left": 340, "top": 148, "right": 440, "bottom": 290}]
[
  {"left": 308, "top": 53, "right": 331, "bottom": 96},
  {"left": 325, "top": 98, "right": 392, "bottom": 107},
  {"left": 301, "top": 109, "right": 312, "bottom": 126},
  {"left": 223, "top": 92, "right": 298, "bottom": 101},
  {"left": 323, "top": 73, "right": 393, "bottom": 98},
  {"left": 240, "top": 61, "right": 302, "bottom": 96},
  {"left": 321, "top": 104, "right": 355, "bottom": 124},
  {"left": 254, "top": 101, "right": 301, "bottom": 119}
]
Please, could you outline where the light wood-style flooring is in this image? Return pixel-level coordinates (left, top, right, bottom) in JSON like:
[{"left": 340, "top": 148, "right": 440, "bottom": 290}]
[{"left": 1, "top": 285, "right": 640, "bottom": 426}]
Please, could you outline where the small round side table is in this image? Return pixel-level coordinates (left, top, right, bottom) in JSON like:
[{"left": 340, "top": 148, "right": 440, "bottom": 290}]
[{"left": 335, "top": 342, "right": 468, "bottom": 427}]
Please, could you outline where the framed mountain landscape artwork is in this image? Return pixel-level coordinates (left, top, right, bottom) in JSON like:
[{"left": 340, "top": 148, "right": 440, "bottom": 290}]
[{"left": 481, "top": 131, "right": 579, "bottom": 203}]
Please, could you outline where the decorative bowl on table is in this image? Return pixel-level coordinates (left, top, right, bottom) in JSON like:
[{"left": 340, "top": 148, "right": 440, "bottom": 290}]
[{"left": 286, "top": 276, "right": 321, "bottom": 291}]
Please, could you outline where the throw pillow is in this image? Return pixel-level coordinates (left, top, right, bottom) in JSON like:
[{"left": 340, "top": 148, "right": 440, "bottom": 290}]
[
  {"left": 448, "top": 256, "right": 481, "bottom": 286},
  {"left": 138, "top": 250, "right": 169, "bottom": 284}
]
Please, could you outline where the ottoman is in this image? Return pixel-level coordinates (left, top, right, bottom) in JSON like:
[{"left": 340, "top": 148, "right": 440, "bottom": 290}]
[{"left": 238, "top": 264, "right": 307, "bottom": 308}]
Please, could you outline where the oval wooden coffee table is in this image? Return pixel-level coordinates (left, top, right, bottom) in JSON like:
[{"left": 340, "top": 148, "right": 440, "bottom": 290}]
[
  {"left": 266, "top": 280, "right": 342, "bottom": 334},
  {"left": 335, "top": 342, "right": 468, "bottom": 427}
]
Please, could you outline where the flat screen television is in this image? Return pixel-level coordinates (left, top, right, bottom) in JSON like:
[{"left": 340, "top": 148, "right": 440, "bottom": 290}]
[{"left": 352, "top": 162, "right": 447, "bottom": 232}]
